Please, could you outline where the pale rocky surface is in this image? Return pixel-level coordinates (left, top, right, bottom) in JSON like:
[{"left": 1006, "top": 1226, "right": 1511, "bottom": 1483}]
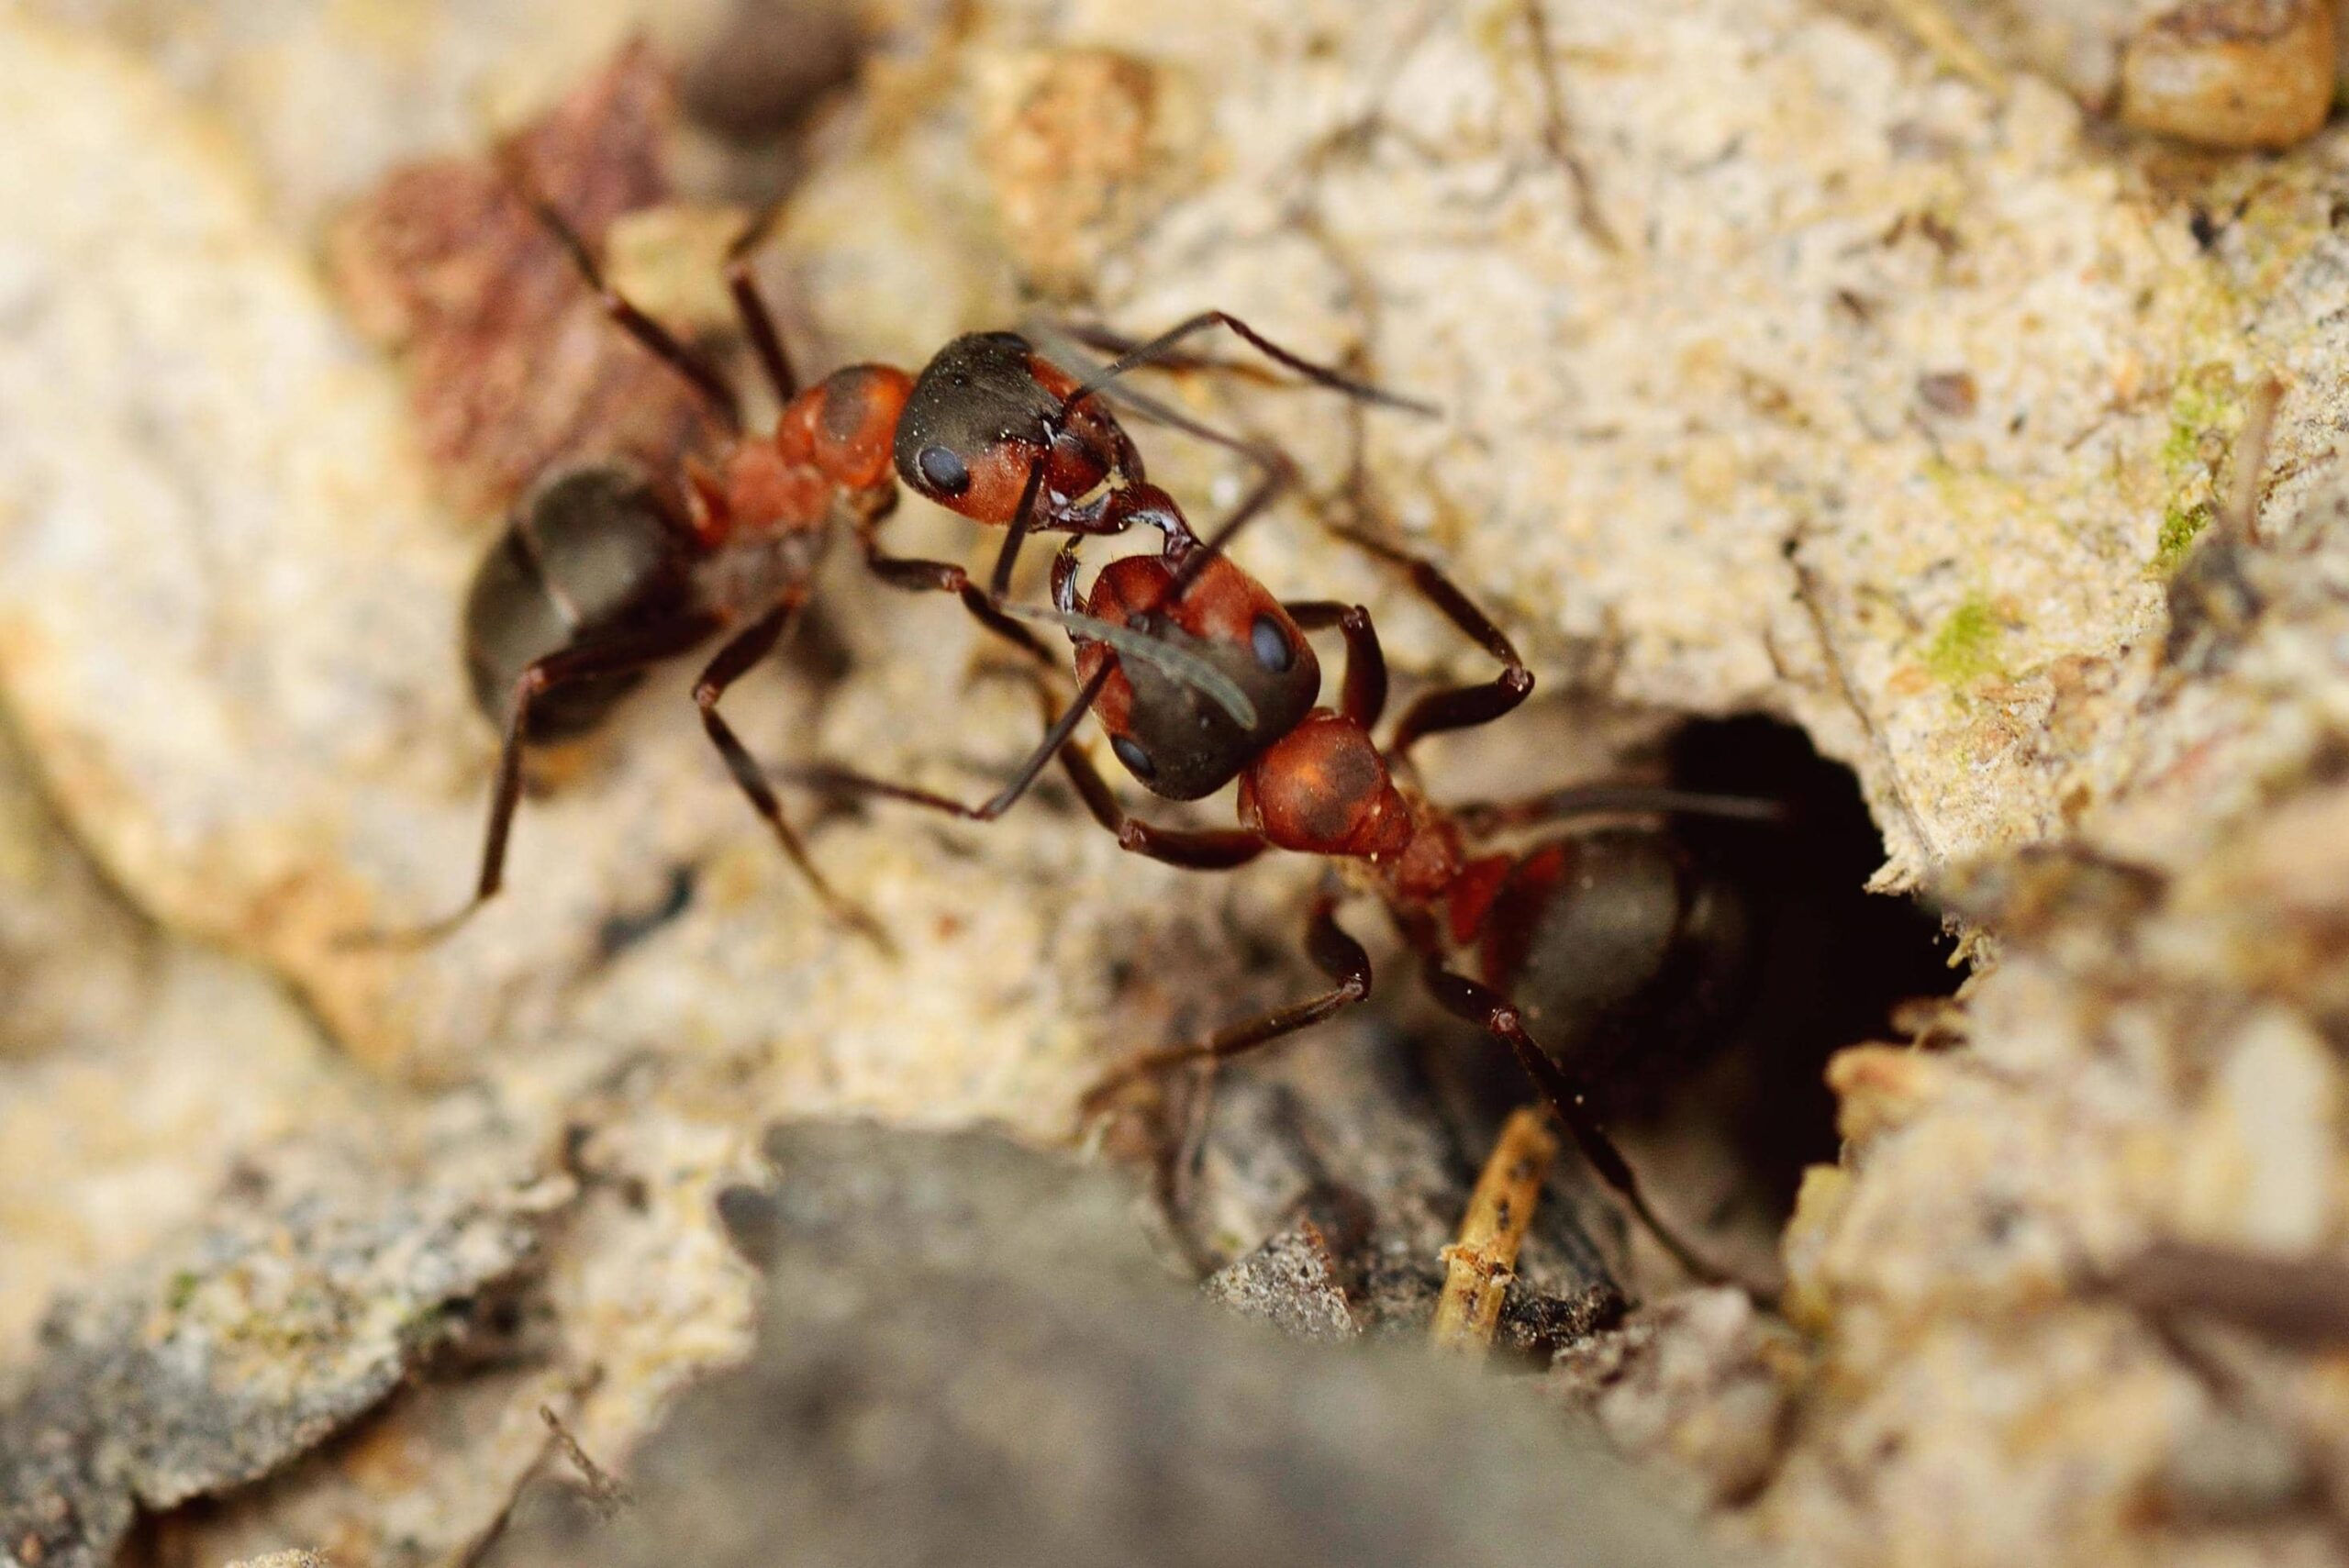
[
  {"left": 1918, "top": 0, "right": 2339, "bottom": 148},
  {"left": 4, "top": 1, "right": 2349, "bottom": 1566},
  {"left": 0, "top": 719, "right": 362, "bottom": 1367},
  {"left": 1744, "top": 462, "right": 2349, "bottom": 1564}
]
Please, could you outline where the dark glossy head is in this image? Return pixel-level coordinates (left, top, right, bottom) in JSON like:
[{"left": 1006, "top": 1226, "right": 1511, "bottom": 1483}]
[
  {"left": 892, "top": 332, "right": 1128, "bottom": 525},
  {"left": 462, "top": 464, "right": 692, "bottom": 739},
  {"left": 1074, "top": 550, "right": 1322, "bottom": 801}
]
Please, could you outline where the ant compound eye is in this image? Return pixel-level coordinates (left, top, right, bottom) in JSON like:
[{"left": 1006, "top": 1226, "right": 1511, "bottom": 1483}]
[
  {"left": 1111, "top": 735, "right": 1156, "bottom": 780},
  {"left": 1249, "top": 614, "right": 1295, "bottom": 673},
  {"left": 916, "top": 444, "right": 971, "bottom": 497}
]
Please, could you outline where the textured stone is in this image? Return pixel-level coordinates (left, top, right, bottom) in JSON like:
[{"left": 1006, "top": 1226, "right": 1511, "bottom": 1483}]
[
  {"left": 0, "top": 1131, "right": 549, "bottom": 1568},
  {"left": 485, "top": 1121, "right": 1722, "bottom": 1568}
]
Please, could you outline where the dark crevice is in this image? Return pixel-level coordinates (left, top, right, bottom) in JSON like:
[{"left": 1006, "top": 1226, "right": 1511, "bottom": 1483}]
[{"left": 1659, "top": 713, "right": 1963, "bottom": 1214}]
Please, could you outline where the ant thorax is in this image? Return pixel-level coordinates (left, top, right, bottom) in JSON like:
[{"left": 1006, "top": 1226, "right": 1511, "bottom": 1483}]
[
  {"left": 693, "top": 521, "right": 829, "bottom": 621},
  {"left": 1365, "top": 784, "right": 1465, "bottom": 906}
]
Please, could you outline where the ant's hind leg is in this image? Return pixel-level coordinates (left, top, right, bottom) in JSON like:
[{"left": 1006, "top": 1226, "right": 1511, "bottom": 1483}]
[
  {"left": 1417, "top": 958, "right": 1750, "bottom": 1295},
  {"left": 339, "top": 616, "right": 719, "bottom": 950},
  {"left": 691, "top": 593, "right": 892, "bottom": 953},
  {"left": 1326, "top": 524, "right": 1532, "bottom": 758},
  {"left": 1080, "top": 885, "right": 1371, "bottom": 1118}
]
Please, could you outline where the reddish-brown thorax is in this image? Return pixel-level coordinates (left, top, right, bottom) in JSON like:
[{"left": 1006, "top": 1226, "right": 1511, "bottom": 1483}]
[
  {"left": 1235, "top": 710, "right": 1466, "bottom": 908},
  {"left": 690, "top": 364, "right": 913, "bottom": 547}
]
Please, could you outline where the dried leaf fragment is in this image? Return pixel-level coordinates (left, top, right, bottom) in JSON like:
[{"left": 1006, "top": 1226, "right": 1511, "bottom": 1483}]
[{"left": 325, "top": 42, "right": 722, "bottom": 517}]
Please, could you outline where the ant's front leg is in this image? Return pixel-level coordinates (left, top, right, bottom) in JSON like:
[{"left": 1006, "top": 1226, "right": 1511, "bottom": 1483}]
[
  {"left": 851, "top": 481, "right": 1058, "bottom": 672},
  {"left": 1328, "top": 524, "right": 1533, "bottom": 759},
  {"left": 1285, "top": 600, "right": 1386, "bottom": 728},
  {"left": 1055, "top": 732, "right": 1269, "bottom": 870},
  {"left": 784, "top": 663, "right": 1115, "bottom": 828},
  {"left": 1079, "top": 882, "right": 1371, "bottom": 1118},
  {"left": 502, "top": 152, "right": 744, "bottom": 433},
  {"left": 722, "top": 199, "right": 797, "bottom": 406}
]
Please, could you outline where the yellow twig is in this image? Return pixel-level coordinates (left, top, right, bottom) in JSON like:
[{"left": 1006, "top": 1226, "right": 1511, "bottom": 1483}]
[{"left": 1431, "top": 1107, "right": 1560, "bottom": 1356}]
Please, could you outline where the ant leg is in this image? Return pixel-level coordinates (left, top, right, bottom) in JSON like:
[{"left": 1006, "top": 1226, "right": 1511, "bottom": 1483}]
[
  {"left": 1327, "top": 523, "right": 1532, "bottom": 759},
  {"left": 1450, "top": 785, "right": 1787, "bottom": 839},
  {"left": 1285, "top": 600, "right": 1386, "bottom": 728},
  {"left": 692, "top": 594, "right": 891, "bottom": 952},
  {"left": 1060, "top": 311, "right": 1437, "bottom": 417},
  {"left": 724, "top": 201, "right": 797, "bottom": 406},
  {"left": 1080, "top": 885, "right": 1371, "bottom": 1116},
  {"left": 1056, "top": 730, "right": 1271, "bottom": 869},
  {"left": 341, "top": 615, "right": 721, "bottom": 948},
  {"left": 503, "top": 156, "right": 744, "bottom": 432},
  {"left": 1165, "top": 441, "right": 1301, "bottom": 599},
  {"left": 852, "top": 515, "right": 1057, "bottom": 670},
  {"left": 785, "top": 664, "right": 1117, "bottom": 827},
  {"left": 1417, "top": 959, "right": 1733, "bottom": 1289}
]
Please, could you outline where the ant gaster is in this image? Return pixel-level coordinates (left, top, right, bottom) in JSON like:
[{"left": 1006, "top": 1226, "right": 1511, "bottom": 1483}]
[{"left": 372, "top": 169, "right": 1414, "bottom": 945}]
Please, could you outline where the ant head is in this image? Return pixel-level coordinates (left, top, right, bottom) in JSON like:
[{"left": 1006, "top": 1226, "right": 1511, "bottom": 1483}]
[
  {"left": 1074, "top": 550, "right": 1322, "bottom": 801},
  {"left": 894, "top": 333, "right": 1127, "bottom": 525},
  {"left": 1235, "top": 709, "right": 1414, "bottom": 858}
]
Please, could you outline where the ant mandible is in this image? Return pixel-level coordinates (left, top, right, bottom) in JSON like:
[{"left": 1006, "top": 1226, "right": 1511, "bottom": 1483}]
[{"left": 368, "top": 162, "right": 1420, "bottom": 946}]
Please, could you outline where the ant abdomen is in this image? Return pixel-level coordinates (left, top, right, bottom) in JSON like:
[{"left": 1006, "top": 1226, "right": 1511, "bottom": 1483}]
[
  {"left": 1476, "top": 827, "right": 1753, "bottom": 1095},
  {"left": 462, "top": 464, "right": 694, "bottom": 739}
]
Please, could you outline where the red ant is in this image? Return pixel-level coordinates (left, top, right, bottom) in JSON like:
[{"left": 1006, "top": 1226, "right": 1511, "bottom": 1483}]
[
  {"left": 792, "top": 484, "right": 1778, "bottom": 1282},
  {"left": 362, "top": 168, "right": 1417, "bottom": 946}
]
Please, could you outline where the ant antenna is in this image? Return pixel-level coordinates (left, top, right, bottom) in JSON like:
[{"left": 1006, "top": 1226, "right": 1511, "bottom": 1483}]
[
  {"left": 1059, "top": 311, "right": 1439, "bottom": 417},
  {"left": 1030, "top": 314, "right": 1437, "bottom": 606},
  {"left": 1450, "top": 786, "right": 1788, "bottom": 838},
  {"left": 993, "top": 602, "right": 1260, "bottom": 726}
]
